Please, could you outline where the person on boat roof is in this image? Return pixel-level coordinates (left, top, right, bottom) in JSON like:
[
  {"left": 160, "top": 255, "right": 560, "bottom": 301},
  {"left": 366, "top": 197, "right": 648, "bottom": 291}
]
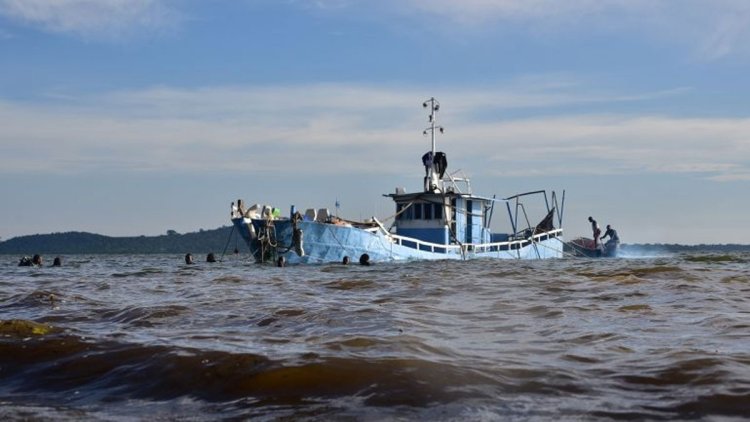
[
  {"left": 421, "top": 151, "right": 434, "bottom": 176},
  {"left": 601, "top": 225, "right": 620, "bottom": 249},
  {"left": 588, "top": 216, "right": 601, "bottom": 248},
  {"left": 434, "top": 152, "right": 447, "bottom": 178}
]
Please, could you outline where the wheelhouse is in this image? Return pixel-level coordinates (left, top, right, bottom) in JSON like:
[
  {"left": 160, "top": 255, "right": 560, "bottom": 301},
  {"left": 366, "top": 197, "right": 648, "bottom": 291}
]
[{"left": 387, "top": 186, "right": 496, "bottom": 246}]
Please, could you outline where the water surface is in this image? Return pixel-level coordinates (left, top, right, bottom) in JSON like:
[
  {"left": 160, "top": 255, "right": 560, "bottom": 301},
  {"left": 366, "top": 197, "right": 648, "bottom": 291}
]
[{"left": 1, "top": 252, "right": 749, "bottom": 420}]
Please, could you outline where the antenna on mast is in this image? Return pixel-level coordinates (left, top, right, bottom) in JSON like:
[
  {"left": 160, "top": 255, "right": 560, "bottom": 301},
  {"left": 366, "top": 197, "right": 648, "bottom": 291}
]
[{"left": 422, "top": 97, "right": 444, "bottom": 192}]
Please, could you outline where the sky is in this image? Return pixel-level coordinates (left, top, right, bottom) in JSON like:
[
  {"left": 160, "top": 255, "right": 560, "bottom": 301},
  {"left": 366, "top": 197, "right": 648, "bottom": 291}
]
[{"left": 1, "top": 0, "right": 749, "bottom": 244}]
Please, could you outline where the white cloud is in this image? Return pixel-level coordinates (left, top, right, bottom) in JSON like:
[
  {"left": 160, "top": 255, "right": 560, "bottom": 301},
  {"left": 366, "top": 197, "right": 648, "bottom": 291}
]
[
  {"left": 0, "top": 0, "right": 180, "bottom": 39},
  {"left": 693, "top": 6, "right": 750, "bottom": 60},
  {"left": 307, "top": 0, "right": 750, "bottom": 60},
  {"left": 1, "top": 83, "right": 749, "bottom": 182},
  {"left": 460, "top": 115, "right": 750, "bottom": 180},
  {"left": 399, "top": 0, "right": 623, "bottom": 23},
  {"left": 5, "top": 0, "right": 750, "bottom": 59},
  {"left": 2, "top": 82, "right": 749, "bottom": 244},
  {"left": 323, "top": 0, "right": 750, "bottom": 61}
]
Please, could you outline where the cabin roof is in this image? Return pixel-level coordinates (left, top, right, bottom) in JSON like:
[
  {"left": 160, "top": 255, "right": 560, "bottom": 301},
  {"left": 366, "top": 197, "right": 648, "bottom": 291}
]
[
  {"left": 384, "top": 191, "right": 503, "bottom": 204},
  {"left": 384, "top": 191, "right": 457, "bottom": 202}
]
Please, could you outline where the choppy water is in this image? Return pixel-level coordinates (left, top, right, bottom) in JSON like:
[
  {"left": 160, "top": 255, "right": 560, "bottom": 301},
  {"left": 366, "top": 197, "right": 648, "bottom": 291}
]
[{"left": 1, "top": 252, "right": 749, "bottom": 421}]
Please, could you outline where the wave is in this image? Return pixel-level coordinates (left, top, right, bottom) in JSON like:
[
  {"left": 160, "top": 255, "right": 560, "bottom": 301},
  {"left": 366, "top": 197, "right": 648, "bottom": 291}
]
[
  {"left": 684, "top": 254, "right": 748, "bottom": 264},
  {"left": 99, "top": 305, "right": 191, "bottom": 326},
  {"left": 0, "top": 326, "right": 491, "bottom": 407},
  {"left": 2, "top": 252, "right": 749, "bottom": 420},
  {"left": 111, "top": 267, "right": 166, "bottom": 278},
  {"left": 1, "top": 319, "right": 748, "bottom": 419}
]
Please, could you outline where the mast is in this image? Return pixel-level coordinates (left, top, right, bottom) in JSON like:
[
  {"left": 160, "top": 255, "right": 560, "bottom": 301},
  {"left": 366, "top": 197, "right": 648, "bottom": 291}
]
[{"left": 422, "top": 97, "right": 444, "bottom": 192}]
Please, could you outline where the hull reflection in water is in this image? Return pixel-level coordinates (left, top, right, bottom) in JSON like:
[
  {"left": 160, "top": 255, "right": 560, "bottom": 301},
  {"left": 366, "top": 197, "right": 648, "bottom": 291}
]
[{"left": 1, "top": 252, "right": 749, "bottom": 420}]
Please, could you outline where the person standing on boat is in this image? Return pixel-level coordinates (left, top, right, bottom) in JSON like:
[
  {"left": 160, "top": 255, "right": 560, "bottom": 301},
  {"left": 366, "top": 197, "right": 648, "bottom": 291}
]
[
  {"left": 588, "top": 216, "right": 601, "bottom": 248},
  {"left": 231, "top": 201, "right": 239, "bottom": 218},
  {"left": 601, "top": 225, "right": 620, "bottom": 249},
  {"left": 422, "top": 151, "right": 434, "bottom": 176}
]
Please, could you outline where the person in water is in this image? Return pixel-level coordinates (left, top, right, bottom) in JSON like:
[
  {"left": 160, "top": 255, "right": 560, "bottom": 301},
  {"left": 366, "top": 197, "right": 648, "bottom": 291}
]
[
  {"left": 601, "top": 225, "right": 620, "bottom": 250},
  {"left": 359, "top": 253, "right": 370, "bottom": 266},
  {"left": 18, "top": 254, "right": 43, "bottom": 267},
  {"left": 588, "top": 216, "right": 601, "bottom": 248}
]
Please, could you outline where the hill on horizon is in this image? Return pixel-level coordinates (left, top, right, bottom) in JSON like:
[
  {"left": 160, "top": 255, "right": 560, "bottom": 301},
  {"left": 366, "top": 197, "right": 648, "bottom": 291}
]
[
  {"left": 0, "top": 227, "right": 249, "bottom": 255},
  {"left": 2, "top": 228, "right": 750, "bottom": 256}
]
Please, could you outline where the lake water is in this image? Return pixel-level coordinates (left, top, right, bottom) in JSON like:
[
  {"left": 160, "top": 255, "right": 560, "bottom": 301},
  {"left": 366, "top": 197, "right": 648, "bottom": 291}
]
[{"left": 1, "top": 252, "right": 749, "bottom": 420}]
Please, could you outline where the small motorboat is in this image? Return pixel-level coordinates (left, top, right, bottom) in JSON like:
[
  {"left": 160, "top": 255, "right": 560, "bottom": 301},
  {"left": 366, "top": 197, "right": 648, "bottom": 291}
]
[{"left": 568, "top": 237, "right": 619, "bottom": 258}]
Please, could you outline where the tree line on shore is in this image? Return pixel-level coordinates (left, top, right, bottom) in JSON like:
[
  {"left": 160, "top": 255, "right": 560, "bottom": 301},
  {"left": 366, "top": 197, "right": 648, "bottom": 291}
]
[{"left": 0, "top": 227, "right": 247, "bottom": 255}]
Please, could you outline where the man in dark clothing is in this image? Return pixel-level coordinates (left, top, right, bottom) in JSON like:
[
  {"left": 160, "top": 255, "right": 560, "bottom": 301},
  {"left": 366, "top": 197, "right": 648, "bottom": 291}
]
[
  {"left": 421, "top": 151, "right": 433, "bottom": 176},
  {"left": 601, "top": 224, "right": 620, "bottom": 250},
  {"left": 434, "top": 151, "right": 448, "bottom": 178}
]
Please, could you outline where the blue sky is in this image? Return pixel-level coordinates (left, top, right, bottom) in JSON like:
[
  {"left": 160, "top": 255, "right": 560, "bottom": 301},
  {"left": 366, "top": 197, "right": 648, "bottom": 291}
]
[{"left": 1, "top": 0, "right": 749, "bottom": 244}]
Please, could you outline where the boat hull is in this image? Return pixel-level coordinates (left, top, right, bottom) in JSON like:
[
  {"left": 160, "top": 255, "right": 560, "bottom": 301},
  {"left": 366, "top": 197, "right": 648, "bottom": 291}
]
[
  {"left": 568, "top": 237, "right": 619, "bottom": 258},
  {"left": 233, "top": 218, "right": 563, "bottom": 264}
]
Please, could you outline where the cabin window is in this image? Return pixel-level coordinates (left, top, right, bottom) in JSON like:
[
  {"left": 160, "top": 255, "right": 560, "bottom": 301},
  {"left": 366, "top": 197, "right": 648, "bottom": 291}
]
[
  {"left": 424, "top": 203, "right": 433, "bottom": 220},
  {"left": 404, "top": 206, "right": 413, "bottom": 220},
  {"left": 414, "top": 203, "right": 422, "bottom": 220},
  {"left": 434, "top": 203, "right": 442, "bottom": 220},
  {"left": 397, "top": 203, "right": 412, "bottom": 220}
]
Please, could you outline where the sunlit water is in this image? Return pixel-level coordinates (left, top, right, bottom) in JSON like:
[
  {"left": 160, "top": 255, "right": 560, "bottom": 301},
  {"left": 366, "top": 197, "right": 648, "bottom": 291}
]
[{"left": 1, "top": 252, "right": 749, "bottom": 420}]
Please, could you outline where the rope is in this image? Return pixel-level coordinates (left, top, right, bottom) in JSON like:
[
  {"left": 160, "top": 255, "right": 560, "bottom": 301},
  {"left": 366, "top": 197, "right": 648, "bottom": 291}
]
[
  {"left": 552, "top": 236, "right": 586, "bottom": 258},
  {"left": 326, "top": 223, "right": 347, "bottom": 250},
  {"left": 219, "top": 224, "right": 236, "bottom": 263},
  {"left": 432, "top": 186, "right": 466, "bottom": 260},
  {"left": 256, "top": 213, "right": 279, "bottom": 263},
  {"left": 385, "top": 201, "right": 414, "bottom": 231}
]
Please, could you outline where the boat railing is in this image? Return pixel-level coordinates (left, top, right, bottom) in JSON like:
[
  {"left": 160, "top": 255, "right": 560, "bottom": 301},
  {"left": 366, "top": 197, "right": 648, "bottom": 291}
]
[
  {"left": 384, "top": 227, "right": 563, "bottom": 254},
  {"left": 471, "top": 228, "right": 564, "bottom": 254},
  {"left": 386, "top": 233, "right": 463, "bottom": 254}
]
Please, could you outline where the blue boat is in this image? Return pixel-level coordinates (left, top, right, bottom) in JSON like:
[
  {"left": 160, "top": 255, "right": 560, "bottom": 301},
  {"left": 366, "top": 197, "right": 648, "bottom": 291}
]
[{"left": 232, "top": 98, "right": 565, "bottom": 264}]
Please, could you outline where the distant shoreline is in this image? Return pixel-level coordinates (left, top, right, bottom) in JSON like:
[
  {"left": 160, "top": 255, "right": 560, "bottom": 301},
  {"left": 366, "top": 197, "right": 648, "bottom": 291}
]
[
  {"left": 0, "top": 227, "right": 244, "bottom": 255},
  {"left": 2, "top": 228, "right": 750, "bottom": 255}
]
